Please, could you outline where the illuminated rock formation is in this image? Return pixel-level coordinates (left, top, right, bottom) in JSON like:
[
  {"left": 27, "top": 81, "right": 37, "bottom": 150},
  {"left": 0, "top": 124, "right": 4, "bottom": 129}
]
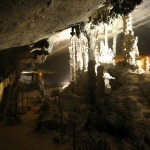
[
  {"left": 38, "top": 73, "right": 46, "bottom": 100},
  {"left": 122, "top": 14, "right": 141, "bottom": 68},
  {"left": 69, "top": 35, "right": 78, "bottom": 82},
  {"left": 98, "top": 23, "right": 115, "bottom": 71},
  {"left": 99, "top": 40, "right": 115, "bottom": 67},
  {"left": 80, "top": 33, "right": 88, "bottom": 72},
  {"left": 144, "top": 57, "right": 150, "bottom": 72},
  {"left": 112, "top": 18, "right": 118, "bottom": 63},
  {"left": 69, "top": 20, "right": 118, "bottom": 99}
]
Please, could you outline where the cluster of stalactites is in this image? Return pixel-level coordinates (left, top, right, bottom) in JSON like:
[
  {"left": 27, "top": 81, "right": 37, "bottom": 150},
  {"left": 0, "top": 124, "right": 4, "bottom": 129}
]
[
  {"left": 69, "top": 27, "right": 89, "bottom": 82},
  {"left": 98, "top": 23, "right": 115, "bottom": 67},
  {"left": 122, "top": 13, "right": 141, "bottom": 69},
  {"left": 69, "top": 18, "right": 118, "bottom": 82}
]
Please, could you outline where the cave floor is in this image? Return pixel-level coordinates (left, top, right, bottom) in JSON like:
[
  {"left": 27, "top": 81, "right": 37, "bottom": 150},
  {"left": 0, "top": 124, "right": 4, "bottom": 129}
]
[{"left": 0, "top": 97, "right": 72, "bottom": 150}]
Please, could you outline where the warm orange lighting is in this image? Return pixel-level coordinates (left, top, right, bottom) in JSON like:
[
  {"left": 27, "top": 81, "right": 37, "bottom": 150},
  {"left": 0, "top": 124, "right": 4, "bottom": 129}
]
[
  {"left": 115, "top": 55, "right": 124, "bottom": 63},
  {"left": 48, "top": 72, "right": 56, "bottom": 74},
  {"left": 115, "top": 55, "right": 150, "bottom": 69},
  {"left": 39, "top": 72, "right": 43, "bottom": 78},
  {"left": 140, "top": 55, "right": 150, "bottom": 69}
]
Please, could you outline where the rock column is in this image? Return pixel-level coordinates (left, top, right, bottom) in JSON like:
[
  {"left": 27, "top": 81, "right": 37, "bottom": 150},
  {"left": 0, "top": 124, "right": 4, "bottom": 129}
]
[
  {"left": 144, "top": 57, "right": 149, "bottom": 72},
  {"left": 84, "top": 23, "right": 98, "bottom": 104},
  {"left": 122, "top": 14, "right": 140, "bottom": 68}
]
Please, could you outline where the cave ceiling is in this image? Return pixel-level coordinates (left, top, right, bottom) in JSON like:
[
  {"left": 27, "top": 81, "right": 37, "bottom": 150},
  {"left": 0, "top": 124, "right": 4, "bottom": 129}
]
[
  {"left": 0, "top": 0, "right": 150, "bottom": 61},
  {"left": 0, "top": 0, "right": 104, "bottom": 50}
]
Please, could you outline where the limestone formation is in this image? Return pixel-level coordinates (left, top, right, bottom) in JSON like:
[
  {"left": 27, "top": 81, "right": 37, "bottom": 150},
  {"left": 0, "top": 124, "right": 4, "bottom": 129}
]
[
  {"left": 68, "top": 20, "right": 119, "bottom": 102},
  {"left": 144, "top": 57, "right": 149, "bottom": 72},
  {"left": 69, "top": 35, "right": 79, "bottom": 82},
  {"left": 112, "top": 18, "right": 118, "bottom": 63},
  {"left": 122, "top": 14, "right": 141, "bottom": 68},
  {"left": 69, "top": 28, "right": 89, "bottom": 82}
]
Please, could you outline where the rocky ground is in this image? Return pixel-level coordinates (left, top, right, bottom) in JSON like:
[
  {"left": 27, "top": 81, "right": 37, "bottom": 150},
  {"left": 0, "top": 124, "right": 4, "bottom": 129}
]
[
  {"left": 0, "top": 67, "right": 150, "bottom": 150},
  {"left": 59, "top": 66, "right": 150, "bottom": 150}
]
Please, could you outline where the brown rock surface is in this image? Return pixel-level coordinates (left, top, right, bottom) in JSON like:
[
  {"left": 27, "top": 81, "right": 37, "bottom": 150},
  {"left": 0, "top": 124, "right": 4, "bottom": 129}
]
[{"left": 0, "top": 0, "right": 104, "bottom": 50}]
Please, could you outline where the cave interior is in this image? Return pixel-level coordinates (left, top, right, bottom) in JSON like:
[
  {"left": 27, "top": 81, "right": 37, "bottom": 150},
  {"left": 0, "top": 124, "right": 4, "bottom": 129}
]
[{"left": 0, "top": 0, "right": 150, "bottom": 150}]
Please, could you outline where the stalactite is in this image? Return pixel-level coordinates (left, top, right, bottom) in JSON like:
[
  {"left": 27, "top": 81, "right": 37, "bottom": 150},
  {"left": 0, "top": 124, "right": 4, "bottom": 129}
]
[
  {"left": 69, "top": 33, "right": 81, "bottom": 82},
  {"left": 104, "top": 23, "right": 108, "bottom": 49},
  {"left": 76, "top": 36, "right": 83, "bottom": 74},
  {"left": 95, "top": 37, "right": 100, "bottom": 74},
  {"left": 69, "top": 35, "right": 78, "bottom": 82},
  {"left": 112, "top": 19, "right": 118, "bottom": 62},
  {"left": 80, "top": 33, "right": 88, "bottom": 72},
  {"left": 69, "top": 28, "right": 88, "bottom": 82},
  {"left": 72, "top": 35, "right": 77, "bottom": 82},
  {"left": 68, "top": 46, "right": 73, "bottom": 81}
]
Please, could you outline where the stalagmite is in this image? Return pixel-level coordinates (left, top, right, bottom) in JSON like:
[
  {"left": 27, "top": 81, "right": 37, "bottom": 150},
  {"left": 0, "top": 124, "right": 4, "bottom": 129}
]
[{"left": 144, "top": 57, "right": 149, "bottom": 72}]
